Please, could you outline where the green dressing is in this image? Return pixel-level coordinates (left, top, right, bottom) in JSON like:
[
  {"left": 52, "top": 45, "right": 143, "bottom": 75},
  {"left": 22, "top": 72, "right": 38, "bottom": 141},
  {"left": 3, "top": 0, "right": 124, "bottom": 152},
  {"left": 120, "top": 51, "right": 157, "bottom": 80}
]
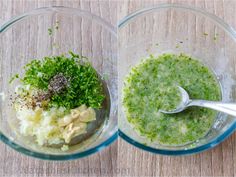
[{"left": 123, "top": 53, "right": 221, "bottom": 145}]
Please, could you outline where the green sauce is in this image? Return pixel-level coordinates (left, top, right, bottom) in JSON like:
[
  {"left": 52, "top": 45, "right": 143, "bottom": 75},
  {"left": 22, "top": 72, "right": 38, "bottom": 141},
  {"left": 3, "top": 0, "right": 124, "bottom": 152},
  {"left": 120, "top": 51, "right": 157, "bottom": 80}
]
[{"left": 123, "top": 53, "right": 221, "bottom": 145}]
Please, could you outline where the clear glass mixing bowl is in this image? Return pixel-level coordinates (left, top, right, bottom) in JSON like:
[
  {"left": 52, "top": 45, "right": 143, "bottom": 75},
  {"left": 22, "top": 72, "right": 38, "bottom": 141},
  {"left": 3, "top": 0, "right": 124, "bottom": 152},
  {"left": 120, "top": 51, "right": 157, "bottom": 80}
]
[
  {"left": 0, "top": 7, "right": 117, "bottom": 160},
  {"left": 118, "top": 4, "right": 236, "bottom": 155}
]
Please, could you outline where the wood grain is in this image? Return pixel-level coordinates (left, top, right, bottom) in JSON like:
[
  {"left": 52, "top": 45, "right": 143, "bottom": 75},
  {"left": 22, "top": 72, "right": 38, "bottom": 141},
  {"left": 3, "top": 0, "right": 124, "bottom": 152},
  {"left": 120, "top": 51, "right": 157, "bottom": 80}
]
[
  {"left": 0, "top": 1, "right": 117, "bottom": 177},
  {"left": 0, "top": 0, "right": 236, "bottom": 177},
  {"left": 118, "top": 1, "right": 236, "bottom": 177}
]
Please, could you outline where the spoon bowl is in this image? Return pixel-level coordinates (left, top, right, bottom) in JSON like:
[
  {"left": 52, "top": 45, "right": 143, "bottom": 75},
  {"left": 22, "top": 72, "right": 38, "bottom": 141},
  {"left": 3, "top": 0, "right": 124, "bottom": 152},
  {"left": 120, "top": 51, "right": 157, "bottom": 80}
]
[
  {"left": 160, "top": 86, "right": 236, "bottom": 117},
  {"left": 160, "top": 86, "right": 191, "bottom": 114}
]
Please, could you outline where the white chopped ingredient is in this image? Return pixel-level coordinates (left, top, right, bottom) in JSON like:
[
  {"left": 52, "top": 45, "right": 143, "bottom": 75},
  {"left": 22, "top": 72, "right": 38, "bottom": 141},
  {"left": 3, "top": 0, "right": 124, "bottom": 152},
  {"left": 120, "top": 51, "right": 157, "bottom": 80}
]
[
  {"left": 15, "top": 96, "right": 96, "bottom": 146},
  {"left": 79, "top": 107, "right": 96, "bottom": 122}
]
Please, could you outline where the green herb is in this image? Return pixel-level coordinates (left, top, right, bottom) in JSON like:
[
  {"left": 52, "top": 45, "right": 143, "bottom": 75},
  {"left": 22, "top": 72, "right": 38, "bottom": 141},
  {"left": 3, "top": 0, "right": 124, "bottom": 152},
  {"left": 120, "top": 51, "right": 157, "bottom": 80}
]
[
  {"left": 52, "top": 43, "right": 60, "bottom": 49},
  {"left": 18, "top": 52, "right": 105, "bottom": 109},
  {"left": 48, "top": 28, "right": 53, "bottom": 35},
  {"left": 213, "top": 33, "right": 219, "bottom": 41},
  {"left": 48, "top": 21, "right": 60, "bottom": 36},
  {"left": 203, "top": 32, "right": 208, "bottom": 36},
  {"left": 9, "top": 74, "right": 19, "bottom": 84},
  {"left": 55, "top": 21, "right": 59, "bottom": 30}
]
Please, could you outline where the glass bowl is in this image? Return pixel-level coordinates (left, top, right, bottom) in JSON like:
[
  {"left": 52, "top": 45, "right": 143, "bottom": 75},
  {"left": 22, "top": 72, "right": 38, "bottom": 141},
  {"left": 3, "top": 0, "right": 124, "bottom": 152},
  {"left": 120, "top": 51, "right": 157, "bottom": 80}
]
[
  {"left": 0, "top": 7, "right": 117, "bottom": 160},
  {"left": 118, "top": 4, "right": 236, "bottom": 155}
]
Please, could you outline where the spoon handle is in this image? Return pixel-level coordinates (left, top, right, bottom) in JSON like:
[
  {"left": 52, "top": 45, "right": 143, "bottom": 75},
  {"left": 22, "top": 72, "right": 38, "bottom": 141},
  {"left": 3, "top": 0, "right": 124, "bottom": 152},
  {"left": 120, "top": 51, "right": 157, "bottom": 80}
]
[{"left": 188, "top": 100, "right": 236, "bottom": 117}]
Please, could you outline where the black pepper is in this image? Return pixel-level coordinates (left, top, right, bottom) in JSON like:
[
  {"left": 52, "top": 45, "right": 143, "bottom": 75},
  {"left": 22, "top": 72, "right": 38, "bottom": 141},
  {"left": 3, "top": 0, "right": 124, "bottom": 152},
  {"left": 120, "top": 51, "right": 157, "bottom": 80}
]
[{"left": 48, "top": 73, "right": 68, "bottom": 94}]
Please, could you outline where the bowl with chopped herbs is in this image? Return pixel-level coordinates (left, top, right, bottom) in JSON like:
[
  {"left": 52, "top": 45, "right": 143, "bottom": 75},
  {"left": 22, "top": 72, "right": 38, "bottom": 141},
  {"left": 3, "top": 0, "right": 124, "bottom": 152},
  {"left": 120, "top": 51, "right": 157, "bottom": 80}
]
[
  {"left": 119, "top": 4, "right": 236, "bottom": 155},
  {"left": 0, "top": 7, "right": 117, "bottom": 160}
]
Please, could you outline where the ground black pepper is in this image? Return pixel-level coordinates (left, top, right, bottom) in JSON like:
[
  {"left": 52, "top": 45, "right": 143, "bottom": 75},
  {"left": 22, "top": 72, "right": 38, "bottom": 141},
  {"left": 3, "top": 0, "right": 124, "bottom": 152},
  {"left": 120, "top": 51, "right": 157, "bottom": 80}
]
[{"left": 48, "top": 73, "right": 68, "bottom": 94}]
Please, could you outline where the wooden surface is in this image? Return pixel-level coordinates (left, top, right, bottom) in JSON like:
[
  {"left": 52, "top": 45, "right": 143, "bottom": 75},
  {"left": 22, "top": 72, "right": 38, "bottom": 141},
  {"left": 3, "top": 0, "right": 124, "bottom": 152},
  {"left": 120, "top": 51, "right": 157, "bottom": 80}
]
[
  {"left": 0, "top": 0, "right": 236, "bottom": 177},
  {"left": 0, "top": 1, "right": 117, "bottom": 177},
  {"left": 118, "top": 1, "right": 236, "bottom": 177}
]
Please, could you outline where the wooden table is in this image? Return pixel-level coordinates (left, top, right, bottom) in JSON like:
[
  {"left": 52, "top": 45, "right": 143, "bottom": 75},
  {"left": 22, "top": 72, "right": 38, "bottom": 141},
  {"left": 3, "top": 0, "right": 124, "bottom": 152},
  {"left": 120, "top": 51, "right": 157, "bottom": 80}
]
[
  {"left": 0, "top": 1, "right": 117, "bottom": 177},
  {"left": 118, "top": 1, "right": 236, "bottom": 177},
  {"left": 0, "top": 0, "right": 235, "bottom": 177}
]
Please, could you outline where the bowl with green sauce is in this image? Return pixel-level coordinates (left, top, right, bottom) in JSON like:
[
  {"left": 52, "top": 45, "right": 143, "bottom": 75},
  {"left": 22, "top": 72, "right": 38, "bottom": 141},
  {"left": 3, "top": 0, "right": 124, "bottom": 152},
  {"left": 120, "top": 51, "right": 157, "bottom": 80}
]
[
  {"left": 0, "top": 7, "right": 117, "bottom": 160},
  {"left": 119, "top": 4, "right": 236, "bottom": 155}
]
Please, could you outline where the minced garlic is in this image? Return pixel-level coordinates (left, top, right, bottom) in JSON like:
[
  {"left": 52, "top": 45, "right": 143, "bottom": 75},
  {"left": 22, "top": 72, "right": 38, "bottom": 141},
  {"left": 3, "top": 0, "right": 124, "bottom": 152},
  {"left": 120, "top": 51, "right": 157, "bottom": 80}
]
[{"left": 15, "top": 102, "right": 96, "bottom": 147}]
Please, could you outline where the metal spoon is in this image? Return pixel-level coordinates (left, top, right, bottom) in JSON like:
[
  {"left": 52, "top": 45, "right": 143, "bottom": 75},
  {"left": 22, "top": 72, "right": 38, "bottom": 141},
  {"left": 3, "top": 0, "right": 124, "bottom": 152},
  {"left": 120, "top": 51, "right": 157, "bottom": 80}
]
[{"left": 160, "top": 86, "right": 236, "bottom": 116}]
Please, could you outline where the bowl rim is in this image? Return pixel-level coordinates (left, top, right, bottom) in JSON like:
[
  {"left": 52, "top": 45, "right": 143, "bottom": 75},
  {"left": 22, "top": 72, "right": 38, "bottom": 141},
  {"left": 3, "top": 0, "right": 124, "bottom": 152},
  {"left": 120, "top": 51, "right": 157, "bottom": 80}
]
[
  {"left": 118, "top": 3, "right": 236, "bottom": 155},
  {"left": 0, "top": 6, "right": 118, "bottom": 160},
  {"left": 0, "top": 6, "right": 117, "bottom": 35}
]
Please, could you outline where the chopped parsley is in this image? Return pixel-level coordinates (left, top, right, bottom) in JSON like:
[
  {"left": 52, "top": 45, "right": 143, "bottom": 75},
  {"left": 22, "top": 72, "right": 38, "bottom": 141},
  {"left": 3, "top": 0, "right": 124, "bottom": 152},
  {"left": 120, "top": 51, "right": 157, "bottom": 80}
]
[
  {"left": 16, "top": 51, "right": 105, "bottom": 110},
  {"left": 9, "top": 74, "right": 19, "bottom": 84},
  {"left": 48, "top": 28, "right": 53, "bottom": 35},
  {"left": 48, "top": 21, "right": 60, "bottom": 36},
  {"left": 55, "top": 21, "right": 59, "bottom": 30}
]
